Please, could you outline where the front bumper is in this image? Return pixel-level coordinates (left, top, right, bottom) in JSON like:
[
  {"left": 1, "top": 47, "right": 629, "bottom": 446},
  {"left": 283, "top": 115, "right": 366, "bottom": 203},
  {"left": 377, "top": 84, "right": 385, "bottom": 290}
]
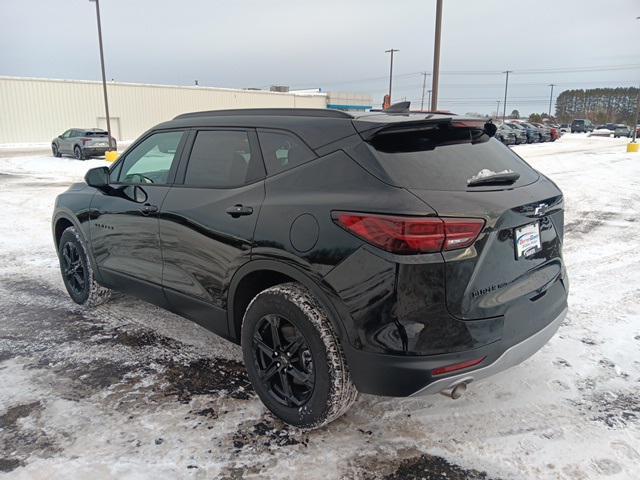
[{"left": 343, "top": 306, "right": 567, "bottom": 397}]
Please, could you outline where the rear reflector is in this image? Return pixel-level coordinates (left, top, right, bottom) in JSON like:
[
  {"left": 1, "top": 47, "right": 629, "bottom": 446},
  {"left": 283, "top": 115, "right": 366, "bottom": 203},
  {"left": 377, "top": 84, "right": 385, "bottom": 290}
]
[
  {"left": 332, "top": 212, "right": 484, "bottom": 254},
  {"left": 431, "top": 356, "right": 486, "bottom": 376}
]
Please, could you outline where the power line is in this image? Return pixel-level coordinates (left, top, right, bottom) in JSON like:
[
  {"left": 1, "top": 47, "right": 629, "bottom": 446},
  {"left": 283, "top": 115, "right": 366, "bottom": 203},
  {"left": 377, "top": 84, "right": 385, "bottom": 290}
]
[{"left": 288, "top": 63, "right": 640, "bottom": 90}]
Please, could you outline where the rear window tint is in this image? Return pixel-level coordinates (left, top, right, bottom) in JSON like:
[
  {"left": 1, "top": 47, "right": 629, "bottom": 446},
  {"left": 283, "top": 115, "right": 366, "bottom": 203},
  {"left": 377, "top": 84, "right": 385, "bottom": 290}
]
[
  {"left": 258, "top": 130, "right": 315, "bottom": 175},
  {"left": 367, "top": 127, "right": 539, "bottom": 191}
]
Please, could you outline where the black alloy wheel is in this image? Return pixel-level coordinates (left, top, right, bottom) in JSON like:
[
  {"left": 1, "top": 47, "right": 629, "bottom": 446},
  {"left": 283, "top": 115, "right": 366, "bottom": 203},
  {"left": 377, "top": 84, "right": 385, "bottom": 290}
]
[
  {"left": 252, "top": 313, "right": 315, "bottom": 407},
  {"left": 74, "top": 146, "right": 83, "bottom": 160},
  {"left": 52, "top": 143, "right": 61, "bottom": 157},
  {"left": 61, "top": 241, "right": 85, "bottom": 297}
]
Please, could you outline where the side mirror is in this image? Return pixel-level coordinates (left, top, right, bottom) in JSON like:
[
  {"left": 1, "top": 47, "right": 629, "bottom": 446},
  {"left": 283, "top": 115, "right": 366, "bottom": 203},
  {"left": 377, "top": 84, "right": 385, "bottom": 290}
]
[{"left": 85, "top": 166, "right": 110, "bottom": 188}]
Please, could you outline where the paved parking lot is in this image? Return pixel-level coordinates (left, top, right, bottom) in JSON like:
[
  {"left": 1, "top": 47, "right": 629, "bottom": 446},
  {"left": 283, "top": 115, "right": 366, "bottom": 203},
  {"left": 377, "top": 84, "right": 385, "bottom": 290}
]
[{"left": 1, "top": 135, "right": 639, "bottom": 479}]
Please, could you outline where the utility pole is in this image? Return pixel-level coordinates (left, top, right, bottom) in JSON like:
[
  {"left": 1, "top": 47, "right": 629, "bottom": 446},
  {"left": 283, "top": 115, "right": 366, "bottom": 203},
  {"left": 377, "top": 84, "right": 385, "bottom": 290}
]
[
  {"left": 496, "top": 100, "right": 501, "bottom": 120},
  {"left": 420, "top": 72, "right": 429, "bottom": 111},
  {"left": 548, "top": 83, "right": 555, "bottom": 117},
  {"left": 385, "top": 49, "right": 399, "bottom": 103},
  {"left": 428, "top": 90, "right": 432, "bottom": 109},
  {"left": 632, "top": 86, "right": 640, "bottom": 143},
  {"left": 89, "top": 0, "right": 113, "bottom": 150},
  {"left": 502, "top": 70, "right": 512, "bottom": 122},
  {"left": 430, "top": 0, "right": 443, "bottom": 111}
]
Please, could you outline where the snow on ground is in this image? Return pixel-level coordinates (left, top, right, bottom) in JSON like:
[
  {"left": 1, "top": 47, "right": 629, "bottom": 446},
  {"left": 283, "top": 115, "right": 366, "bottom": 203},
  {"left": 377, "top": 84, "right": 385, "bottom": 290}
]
[{"left": 0, "top": 134, "right": 639, "bottom": 479}]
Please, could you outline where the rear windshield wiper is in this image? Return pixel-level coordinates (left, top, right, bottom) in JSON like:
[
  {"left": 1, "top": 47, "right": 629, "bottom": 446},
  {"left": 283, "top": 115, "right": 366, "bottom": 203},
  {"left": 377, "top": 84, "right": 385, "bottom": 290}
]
[{"left": 467, "top": 171, "right": 520, "bottom": 187}]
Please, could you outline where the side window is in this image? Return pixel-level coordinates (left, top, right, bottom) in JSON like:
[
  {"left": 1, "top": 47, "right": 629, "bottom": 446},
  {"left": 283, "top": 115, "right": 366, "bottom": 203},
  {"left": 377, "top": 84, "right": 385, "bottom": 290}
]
[
  {"left": 61, "top": 130, "right": 72, "bottom": 138},
  {"left": 258, "top": 130, "right": 315, "bottom": 175},
  {"left": 184, "top": 130, "right": 257, "bottom": 188},
  {"left": 118, "top": 131, "right": 184, "bottom": 184},
  {"left": 70, "top": 130, "right": 81, "bottom": 138}
]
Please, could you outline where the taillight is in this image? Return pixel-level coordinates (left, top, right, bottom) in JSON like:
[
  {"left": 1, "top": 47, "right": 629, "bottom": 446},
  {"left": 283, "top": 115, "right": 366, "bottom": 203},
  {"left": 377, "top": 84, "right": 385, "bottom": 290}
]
[
  {"left": 332, "top": 212, "right": 484, "bottom": 255},
  {"left": 442, "top": 218, "right": 485, "bottom": 251},
  {"left": 82, "top": 138, "right": 90, "bottom": 145}
]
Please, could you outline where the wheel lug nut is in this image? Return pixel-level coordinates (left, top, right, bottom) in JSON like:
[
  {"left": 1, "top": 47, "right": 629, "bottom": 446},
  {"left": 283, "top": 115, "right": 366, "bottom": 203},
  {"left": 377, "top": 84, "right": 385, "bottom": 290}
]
[{"left": 276, "top": 362, "right": 281, "bottom": 367}]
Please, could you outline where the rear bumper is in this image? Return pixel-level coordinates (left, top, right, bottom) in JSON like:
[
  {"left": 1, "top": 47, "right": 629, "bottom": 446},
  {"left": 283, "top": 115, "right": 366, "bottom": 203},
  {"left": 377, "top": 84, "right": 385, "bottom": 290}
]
[
  {"left": 344, "top": 306, "right": 566, "bottom": 397},
  {"left": 411, "top": 306, "right": 566, "bottom": 395},
  {"left": 82, "top": 147, "right": 111, "bottom": 156}
]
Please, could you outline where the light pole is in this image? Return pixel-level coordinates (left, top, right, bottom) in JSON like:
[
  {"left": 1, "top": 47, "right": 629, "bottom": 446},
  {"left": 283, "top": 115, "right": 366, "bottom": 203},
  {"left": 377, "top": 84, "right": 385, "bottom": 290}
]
[
  {"left": 502, "top": 70, "right": 512, "bottom": 122},
  {"left": 548, "top": 84, "right": 556, "bottom": 117},
  {"left": 89, "top": 0, "right": 113, "bottom": 150},
  {"left": 430, "top": 0, "right": 443, "bottom": 111},
  {"left": 632, "top": 86, "right": 639, "bottom": 143},
  {"left": 496, "top": 100, "right": 501, "bottom": 120},
  {"left": 428, "top": 90, "right": 432, "bottom": 109},
  {"left": 385, "top": 49, "right": 399, "bottom": 103},
  {"left": 420, "top": 72, "right": 429, "bottom": 111}
]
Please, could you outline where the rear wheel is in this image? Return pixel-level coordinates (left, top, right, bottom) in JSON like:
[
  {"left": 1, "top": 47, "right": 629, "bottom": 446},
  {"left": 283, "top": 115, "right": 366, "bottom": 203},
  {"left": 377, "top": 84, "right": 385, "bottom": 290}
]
[
  {"left": 74, "top": 146, "right": 84, "bottom": 160},
  {"left": 241, "top": 283, "right": 357, "bottom": 429},
  {"left": 58, "top": 226, "right": 111, "bottom": 307}
]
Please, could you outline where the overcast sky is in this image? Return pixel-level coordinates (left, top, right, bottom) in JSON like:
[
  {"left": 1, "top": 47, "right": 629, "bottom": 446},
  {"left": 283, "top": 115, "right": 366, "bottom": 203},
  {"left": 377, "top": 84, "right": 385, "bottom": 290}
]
[{"left": 1, "top": 0, "right": 639, "bottom": 115}]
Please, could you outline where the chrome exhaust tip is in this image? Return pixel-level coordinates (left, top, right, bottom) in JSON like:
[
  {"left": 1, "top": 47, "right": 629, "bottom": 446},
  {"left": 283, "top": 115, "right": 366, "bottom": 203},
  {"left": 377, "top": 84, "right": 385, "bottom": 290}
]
[{"left": 440, "top": 382, "right": 467, "bottom": 400}]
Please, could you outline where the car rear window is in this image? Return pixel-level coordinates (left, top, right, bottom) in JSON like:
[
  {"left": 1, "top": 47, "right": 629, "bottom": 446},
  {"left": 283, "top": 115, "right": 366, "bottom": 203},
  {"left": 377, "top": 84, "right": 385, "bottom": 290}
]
[
  {"left": 366, "top": 126, "right": 539, "bottom": 191},
  {"left": 85, "top": 131, "right": 108, "bottom": 136}
]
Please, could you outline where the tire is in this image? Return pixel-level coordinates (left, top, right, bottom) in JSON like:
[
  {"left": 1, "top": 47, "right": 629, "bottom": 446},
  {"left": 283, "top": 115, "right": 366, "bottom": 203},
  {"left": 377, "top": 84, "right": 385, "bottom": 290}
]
[
  {"left": 52, "top": 143, "right": 61, "bottom": 157},
  {"left": 74, "top": 146, "right": 84, "bottom": 160},
  {"left": 241, "top": 282, "right": 358, "bottom": 429},
  {"left": 58, "top": 226, "right": 111, "bottom": 307}
]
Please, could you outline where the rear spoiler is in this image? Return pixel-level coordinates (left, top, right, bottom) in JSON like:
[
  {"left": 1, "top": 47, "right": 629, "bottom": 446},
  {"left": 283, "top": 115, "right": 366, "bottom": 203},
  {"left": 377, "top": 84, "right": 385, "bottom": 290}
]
[{"left": 355, "top": 117, "right": 497, "bottom": 141}]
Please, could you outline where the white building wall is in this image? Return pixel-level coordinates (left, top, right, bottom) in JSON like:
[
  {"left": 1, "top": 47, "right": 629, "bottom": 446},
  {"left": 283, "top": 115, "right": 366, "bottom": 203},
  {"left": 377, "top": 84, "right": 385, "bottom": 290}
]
[{"left": 0, "top": 76, "right": 327, "bottom": 144}]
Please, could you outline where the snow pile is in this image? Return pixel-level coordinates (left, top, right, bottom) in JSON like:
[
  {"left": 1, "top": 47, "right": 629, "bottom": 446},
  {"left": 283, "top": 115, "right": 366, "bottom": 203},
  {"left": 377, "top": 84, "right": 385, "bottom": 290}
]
[{"left": 467, "top": 168, "right": 514, "bottom": 184}]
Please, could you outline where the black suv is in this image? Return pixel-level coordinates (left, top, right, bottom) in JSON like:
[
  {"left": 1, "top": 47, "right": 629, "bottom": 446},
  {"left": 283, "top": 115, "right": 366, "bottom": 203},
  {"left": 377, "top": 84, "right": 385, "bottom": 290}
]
[{"left": 52, "top": 109, "right": 568, "bottom": 428}]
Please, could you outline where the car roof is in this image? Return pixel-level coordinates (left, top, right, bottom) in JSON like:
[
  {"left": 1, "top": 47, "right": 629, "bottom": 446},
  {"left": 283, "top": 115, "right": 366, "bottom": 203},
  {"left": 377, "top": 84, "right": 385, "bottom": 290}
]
[
  {"left": 67, "top": 128, "right": 107, "bottom": 133},
  {"left": 154, "top": 108, "right": 475, "bottom": 149},
  {"left": 158, "top": 109, "right": 357, "bottom": 149}
]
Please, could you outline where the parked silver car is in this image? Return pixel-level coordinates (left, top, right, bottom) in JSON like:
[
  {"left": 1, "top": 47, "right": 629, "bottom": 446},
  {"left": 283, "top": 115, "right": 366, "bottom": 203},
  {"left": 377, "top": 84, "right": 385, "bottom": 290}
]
[
  {"left": 51, "top": 128, "right": 116, "bottom": 160},
  {"left": 613, "top": 125, "right": 631, "bottom": 138}
]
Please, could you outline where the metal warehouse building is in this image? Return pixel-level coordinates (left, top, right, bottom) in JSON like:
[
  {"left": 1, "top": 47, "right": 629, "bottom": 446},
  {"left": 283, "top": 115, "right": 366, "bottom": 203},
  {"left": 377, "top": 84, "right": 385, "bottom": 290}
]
[{"left": 0, "top": 76, "right": 372, "bottom": 145}]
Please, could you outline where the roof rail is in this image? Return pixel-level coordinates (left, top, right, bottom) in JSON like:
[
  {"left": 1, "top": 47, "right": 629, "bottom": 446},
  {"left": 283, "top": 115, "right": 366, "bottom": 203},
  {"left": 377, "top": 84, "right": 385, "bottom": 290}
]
[{"left": 173, "top": 108, "right": 353, "bottom": 120}]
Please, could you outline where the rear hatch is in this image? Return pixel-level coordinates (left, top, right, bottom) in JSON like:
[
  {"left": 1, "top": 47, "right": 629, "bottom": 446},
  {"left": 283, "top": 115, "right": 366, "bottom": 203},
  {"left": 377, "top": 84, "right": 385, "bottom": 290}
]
[
  {"left": 83, "top": 130, "right": 110, "bottom": 147},
  {"left": 353, "top": 116, "right": 567, "bottom": 322}
]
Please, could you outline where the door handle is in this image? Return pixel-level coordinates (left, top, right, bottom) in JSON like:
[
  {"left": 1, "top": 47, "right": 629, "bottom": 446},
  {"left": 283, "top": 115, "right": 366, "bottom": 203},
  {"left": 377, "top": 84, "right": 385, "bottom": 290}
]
[
  {"left": 140, "top": 203, "right": 158, "bottom": 215},
  {"left": 226, "top": 204, "right": 253, "bottom": 217}
]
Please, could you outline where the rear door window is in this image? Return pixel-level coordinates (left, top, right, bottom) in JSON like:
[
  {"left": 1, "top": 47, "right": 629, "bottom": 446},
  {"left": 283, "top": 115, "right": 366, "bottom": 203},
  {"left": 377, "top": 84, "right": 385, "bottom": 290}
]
[
  {"left": 367, "top": 126, "right": 539, "bottom": 191},
  {"left": 257, "top": 130, "right": 315, "bottom": 175},
  {"left": 183, "top": 130, "right": 262, "bottom": 188}
]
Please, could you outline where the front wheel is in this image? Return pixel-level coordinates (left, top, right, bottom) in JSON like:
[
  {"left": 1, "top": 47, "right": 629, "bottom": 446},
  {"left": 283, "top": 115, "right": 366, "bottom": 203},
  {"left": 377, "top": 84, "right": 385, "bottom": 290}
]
[
  {"left": 58, "top": 226, "right": 111, "bottom": 307},
  {"left": 52, "top": 143, "right": 61, "bottom": 157},
  {"left": 241, "top": 283, "right": 358, "bottom": 429}
]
